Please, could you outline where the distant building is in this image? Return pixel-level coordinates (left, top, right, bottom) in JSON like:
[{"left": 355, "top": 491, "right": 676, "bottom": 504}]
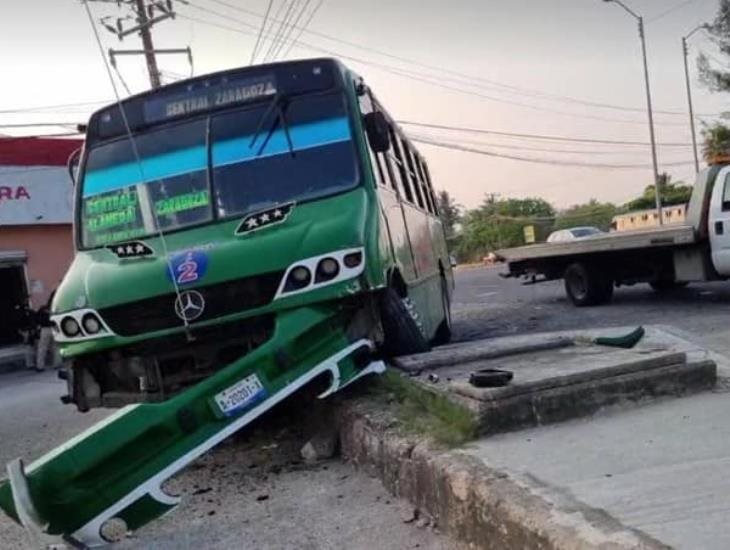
[
  {"left": 611, "top": 204, "right": 687, "bottom": 232},
  {"left": 0, "top": 137, "right": 82, "bottom": 346}
]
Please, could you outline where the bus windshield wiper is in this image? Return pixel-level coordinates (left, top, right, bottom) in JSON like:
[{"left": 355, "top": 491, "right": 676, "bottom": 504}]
[{"left": 249, "top": 94, "right": 295, "bottom": 158}]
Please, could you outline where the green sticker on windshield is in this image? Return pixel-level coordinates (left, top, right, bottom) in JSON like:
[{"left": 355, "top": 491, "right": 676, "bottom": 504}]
[
  {"left": 87, "top": 208, "right": 138, "bottom": 232},
  {"left": 156, "top": 190, "right": 210, "bottom": 216},
  {"left": 86, "top": 192, "right": 138, "bottom": 216}
]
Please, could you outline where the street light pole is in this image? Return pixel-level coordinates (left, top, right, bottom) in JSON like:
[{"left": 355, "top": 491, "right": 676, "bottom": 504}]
[
  {"left": 682, "top": 25, "right": 706, "bottom": 174},
  {"left": 603, "top": 0, "right": 663, "bottom": 225}
]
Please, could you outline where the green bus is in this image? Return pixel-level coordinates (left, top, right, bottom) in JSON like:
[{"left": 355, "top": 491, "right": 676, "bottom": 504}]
[
  {"left": 0, "top": 58, "right": 452, "bottom": 545},
  {"left": 56, "top": 57, "right": 452, "bottom": 411}
]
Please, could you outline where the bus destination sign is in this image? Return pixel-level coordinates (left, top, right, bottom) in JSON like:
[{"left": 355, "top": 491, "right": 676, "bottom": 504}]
[{"left": 143, "top": 75, "right": 277, "bottom": 123}]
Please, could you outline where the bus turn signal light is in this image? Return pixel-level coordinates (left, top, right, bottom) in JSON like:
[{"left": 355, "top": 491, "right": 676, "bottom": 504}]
[{"left": 343, "top": 251, "right": 363, "bottom": 268}]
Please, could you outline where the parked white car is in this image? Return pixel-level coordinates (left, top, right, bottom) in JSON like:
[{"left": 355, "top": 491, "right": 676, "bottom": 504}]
[{"left": 546, "top": 226, "right": 603, "bottom": 243}]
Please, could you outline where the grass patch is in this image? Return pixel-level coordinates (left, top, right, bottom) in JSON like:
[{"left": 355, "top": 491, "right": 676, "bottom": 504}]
[{"left": 371, "top": 369, "right": 477, "bottom": 447}]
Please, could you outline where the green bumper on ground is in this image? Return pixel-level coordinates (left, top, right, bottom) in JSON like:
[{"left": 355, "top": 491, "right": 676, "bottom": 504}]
[{"left": 0, "top": 305, "right": 384, "bottom": 547}]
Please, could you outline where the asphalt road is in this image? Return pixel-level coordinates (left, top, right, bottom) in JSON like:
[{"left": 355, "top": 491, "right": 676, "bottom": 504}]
[
  {"left": 451, "top": 265, "right": 730, "bottom": 357},
  {"left": 4, "top": 266, "right": 730, "bottom": 548}
]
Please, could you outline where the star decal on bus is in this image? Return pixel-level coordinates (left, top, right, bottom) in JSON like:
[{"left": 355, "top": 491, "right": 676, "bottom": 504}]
[
  {"left": 107, "top": 241, "right": 154, "bottom": 259},
  {"left": 235, "top": 202, "right": 295, "bottom": 235}
]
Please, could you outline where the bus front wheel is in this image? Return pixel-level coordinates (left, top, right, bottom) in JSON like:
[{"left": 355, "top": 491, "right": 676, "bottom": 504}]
[{"left": 379, "top": 288, "right": 430, "bottom": 356}]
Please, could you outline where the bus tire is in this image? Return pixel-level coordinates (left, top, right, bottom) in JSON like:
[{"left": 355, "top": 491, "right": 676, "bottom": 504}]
[
  {"left": 564, "top": 262, "right": 613, "bottom": 307},
  {"left": 432, "top": 275, "right": 452, "bottom": 346},
  {"left": 379, "top": 288, "right": 431, "bottom": 356}
]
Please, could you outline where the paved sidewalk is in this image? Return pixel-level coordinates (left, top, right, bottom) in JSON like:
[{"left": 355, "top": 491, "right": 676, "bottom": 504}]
[{"left": 458, "top": 326, "right": 730, "bottom": 549}]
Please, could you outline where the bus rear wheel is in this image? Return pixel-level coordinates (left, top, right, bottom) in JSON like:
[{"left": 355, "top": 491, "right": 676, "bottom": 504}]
[
  {"left": 379, "top": 288, "right": 430, "bottom": 356},
  {"left": 564, "top": 262, "right": 613, "bottom": 307}
]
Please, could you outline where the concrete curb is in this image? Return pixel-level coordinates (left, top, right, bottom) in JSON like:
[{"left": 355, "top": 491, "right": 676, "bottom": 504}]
[{"left": 338, "top": 398, "right": 669, "bottom": 550}]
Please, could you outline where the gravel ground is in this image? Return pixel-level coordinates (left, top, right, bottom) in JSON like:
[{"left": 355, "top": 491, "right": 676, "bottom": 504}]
[{"left": 0, "top": 379, "right": 461, "bottom": 550}]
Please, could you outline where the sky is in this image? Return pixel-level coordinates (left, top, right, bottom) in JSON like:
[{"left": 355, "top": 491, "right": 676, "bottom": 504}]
[{"left": 0, "top": 0, "right": 727, "bottom": 211}]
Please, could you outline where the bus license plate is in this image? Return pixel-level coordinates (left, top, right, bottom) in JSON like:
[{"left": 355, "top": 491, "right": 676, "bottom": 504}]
[{"left": 214, "top": 374, "right": 266, "bottom": 417}]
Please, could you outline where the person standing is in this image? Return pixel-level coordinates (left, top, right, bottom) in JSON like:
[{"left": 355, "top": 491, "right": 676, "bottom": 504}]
[{"left": 35, "top": 290, "right": 61, "bottom": 371}]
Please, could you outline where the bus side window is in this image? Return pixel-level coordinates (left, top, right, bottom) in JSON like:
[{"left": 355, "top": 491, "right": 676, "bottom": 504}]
[
  {"left": 422, "top": 161, "right": 439, "bottom": 216},
  {"left": 358, "top": 91, "right": 388, "bottom": 188},
  {"left": 389, "top": 129, "right": 414, "bottom": 203},
  {"left": 415, "top": 156, "right": 435, "bottom": 214},
  {"left": 402, "top": 141, "right": 425, "bottom": 209}
]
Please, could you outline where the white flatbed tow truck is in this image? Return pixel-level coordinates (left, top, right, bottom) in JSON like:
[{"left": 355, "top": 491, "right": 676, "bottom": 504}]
[{"left": 498, "top": 164, "right": 730, "bottom": 306}]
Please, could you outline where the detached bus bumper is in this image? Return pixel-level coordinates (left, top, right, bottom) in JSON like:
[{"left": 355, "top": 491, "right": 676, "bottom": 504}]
[{"left": 0, "top": 305, "right": 384, "bottom": 547}]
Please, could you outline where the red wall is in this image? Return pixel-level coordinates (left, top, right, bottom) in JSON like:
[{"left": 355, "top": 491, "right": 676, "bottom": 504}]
[{"left": 0, "top": 225, "right": 73, "bottom": 308}]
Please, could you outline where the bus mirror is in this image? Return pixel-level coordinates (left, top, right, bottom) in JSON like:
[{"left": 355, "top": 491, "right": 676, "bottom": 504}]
[
  {"left": 364, "top": 112, "right": 390, "bottom": 153},
  {"left": 67, "top": 148, "right": 81, "bottom": 186}
]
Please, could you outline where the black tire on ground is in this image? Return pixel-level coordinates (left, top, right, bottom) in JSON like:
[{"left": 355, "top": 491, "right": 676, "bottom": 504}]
[
  {"left": 563, "top": 262, "right": 614, "bottom": 307},
  {"left": 379, "top": 288, "right": 431, "bottom": 356},
  {"left": 649, "top": 280, "right": 689, "bottom": 292},
  {"left": 432, "top": 274, "right": 452, "bottom": 346}
]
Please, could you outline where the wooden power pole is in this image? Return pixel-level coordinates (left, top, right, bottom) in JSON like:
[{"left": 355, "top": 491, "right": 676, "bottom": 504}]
[{"left": 93, "top": 0, "right": 192, "bottom": 90}]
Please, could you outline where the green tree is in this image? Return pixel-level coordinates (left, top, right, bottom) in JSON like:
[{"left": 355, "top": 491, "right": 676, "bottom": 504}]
[
  {"left": 436, "top": 190, "right": 461, "bottom": 238},
  {"left": 624, "top": 174, "right": 692, "bottom": 211},
  {"left": 698, "top": 1, "right": 730, "bottom": 92},
  {"left": 456, "top": 195, "right": 555, "bottom": 261},
  {"left": 553, "top": 199, "right": 618, "bottom": 232},
  {"left": 697, "top": 1, "right": 730, "bottom": 159}
]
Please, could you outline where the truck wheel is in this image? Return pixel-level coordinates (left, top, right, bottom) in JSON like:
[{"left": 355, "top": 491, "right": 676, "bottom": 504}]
[
  {"left": 379, "top": 288, "right": 430, "bottom": 356},
  {"left": 432, "top": 274, "right": 452, "bottom": 346},
  {"left": 649, "top": 280, "right": 688, "bottom": 292},
  {"left": 564, "top": 262, "right": 613, "bottom": 307}
]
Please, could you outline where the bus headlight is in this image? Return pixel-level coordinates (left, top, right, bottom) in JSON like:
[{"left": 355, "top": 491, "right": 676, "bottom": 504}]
[
  {"left": 316, "top": 257, "right": 340, "bottom": 282},
  {"left": 51, "top": 309, "right": 114, "bottom": 342},
  {"left": 82, "top": 313, "right": 103, "bottom": 335},
  {"left": 343, "top": 251, "right": 363, "bottom": 268},
  {"left": 61, "top": 317, "right": 81, "bottom": 338},
  {"left": 276, "top": 247, "right": 365, "bottom": 299},
  {"left": 285, "top": 266, "right": 312, "bottom": 291}
]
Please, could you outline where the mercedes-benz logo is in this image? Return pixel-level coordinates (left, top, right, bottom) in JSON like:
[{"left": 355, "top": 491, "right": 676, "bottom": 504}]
[{"left": 174, "top": 290, "right": 205, "bottom": 322}]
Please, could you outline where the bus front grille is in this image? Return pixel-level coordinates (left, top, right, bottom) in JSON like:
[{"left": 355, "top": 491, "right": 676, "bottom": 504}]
[{"left": 98, "top": 271, "right": 284, "bottom": 337}]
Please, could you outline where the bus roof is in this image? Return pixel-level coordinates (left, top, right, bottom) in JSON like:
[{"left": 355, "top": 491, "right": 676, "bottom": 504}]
[{"left": 86, "top": 58, "right": 349, "bottom": 144}]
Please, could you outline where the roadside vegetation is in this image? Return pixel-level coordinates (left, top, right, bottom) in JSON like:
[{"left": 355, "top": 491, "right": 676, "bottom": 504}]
[
  {"left": 370, "top": 370, "right": 478, "bottom": 448},
  {"left": 440, "top": 176, "right": 693, "bottom": 263}
]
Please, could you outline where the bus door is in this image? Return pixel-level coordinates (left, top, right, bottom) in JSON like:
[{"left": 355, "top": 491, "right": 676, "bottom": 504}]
[{"left": 359, "top": 94, "right": 417, "bottom": 281}]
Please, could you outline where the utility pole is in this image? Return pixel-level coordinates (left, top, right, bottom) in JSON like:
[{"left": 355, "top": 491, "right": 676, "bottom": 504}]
[
  {"left": 682, "top": 25, "right": 706, "bottom": 174},
  {"left": 135, "top": 0, "right": 161, "bottom": 88},
  {"left": 93, "top": 0, "right": 192, "bottom": 90},
  {"left": 602, "top": 0, "right": 663, "bottom": 225}
]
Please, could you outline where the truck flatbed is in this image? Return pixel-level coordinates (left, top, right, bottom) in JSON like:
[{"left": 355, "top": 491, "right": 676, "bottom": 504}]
[{"left": 498, "top": 224, "right": 697, "bottom": 263}]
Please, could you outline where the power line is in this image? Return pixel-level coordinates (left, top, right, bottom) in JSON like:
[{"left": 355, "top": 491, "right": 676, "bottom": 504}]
[
  {"left": 406, "top": 133, "right": 691, "bottom": 156},
  {"left": 412, "top": 136, "right": 696, "bottom": 170},
  {"left": 271, "top": 0, "right": 312, "bottom": 61},
  {"left": 0, "top": 123, "right": 81, "bottom": 129},
  {"left": 647, "top": 0, "right": 700, "bottom": 23},
  {"left": 0, "top": 100, "right": 110, "bottom": 114},
  {"left": 199, "top": 0, "right": 715, "bottom": 117},
  {"left": 262, "top": 0, "right": 298, "bottom": 63},
  {"left": 250, "top": 0, "right": 274, "bottom": 64},
  {"left": 176, "top": 7, "right": 699, "bottom": 127},
  {"left": 280, "top": 0, "right": 324, "bottom": 59},
  {"left": 399, "top": 121, "right": 694, "bottom": 148}
]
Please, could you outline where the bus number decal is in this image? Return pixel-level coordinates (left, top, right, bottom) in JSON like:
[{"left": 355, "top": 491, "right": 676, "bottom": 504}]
[{"left": 168, "top": 250, "right": 209, "bottom": 286}]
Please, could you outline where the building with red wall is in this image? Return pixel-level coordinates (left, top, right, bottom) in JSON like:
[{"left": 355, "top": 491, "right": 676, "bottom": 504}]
[{"left": 0, "top": 137, "right": 82, "bottom": 345}]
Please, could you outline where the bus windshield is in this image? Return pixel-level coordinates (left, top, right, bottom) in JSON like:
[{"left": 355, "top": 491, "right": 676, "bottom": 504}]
[{"left": 80, "top": 91, "right": 357, "bottom": 248}]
